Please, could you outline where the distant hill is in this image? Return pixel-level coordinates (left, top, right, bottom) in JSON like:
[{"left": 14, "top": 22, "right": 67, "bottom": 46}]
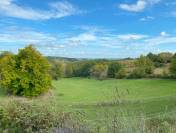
[
  {"left": 46, "top": 56, "right": 135, "bottom": 62},
  {"left": 46, "top": 56, "right": 79, "bottom": 62}
]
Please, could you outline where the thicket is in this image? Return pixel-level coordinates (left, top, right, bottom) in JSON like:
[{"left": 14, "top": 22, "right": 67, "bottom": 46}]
[{"left": 0, "top": 100, "right": 87, "bottom": 133}]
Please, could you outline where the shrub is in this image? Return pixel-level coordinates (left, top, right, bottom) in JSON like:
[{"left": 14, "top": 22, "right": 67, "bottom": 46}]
[
  {"left": 170, "top": 56, "right": 176, "bottom": 78},
  {"left": 50, "top": 61, "right": 65, "bottom": 80},
  {"left": 90, "top": 64, "right": 108, "bottom": 80},
  {"left": 0, "top": 45, "right": 51, "bottom": 97},
  {"left": 108, "top": 62, "right": 122, "bottom": 78},
  {"left": 128, "top": 55, "right": 154, "bottom": 78},
  {"left": 65, "top": 63, "right": 73, "bottom": 78},
  {"left": 115, "top": 68, "right": 126, "bottom": 79},
  {"left": 135, "top": 55, "right": 154, "bottom": 74},
  {"left": 128, "top": 68, "right": 146, "bottom": 78},
  {"left": 0, "top": 100, "right": 88, "bottom": 133}
]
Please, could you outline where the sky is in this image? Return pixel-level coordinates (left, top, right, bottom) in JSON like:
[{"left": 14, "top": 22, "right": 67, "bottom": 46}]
[{"left": 0, "top": 0, "right": 176, "bottom": 58}]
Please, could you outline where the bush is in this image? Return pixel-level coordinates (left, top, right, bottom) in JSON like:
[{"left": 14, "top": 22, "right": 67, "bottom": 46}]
[
  {"left": 90, "top": 64, "right": 108, "bottom": 80},
  {"left": 135, "top": 55, "right": 154, "bottom": 74},
  {"left": 128, "top": 55, "right": 154, "bottom": 78},
  {"left": 65, "top": 63, "right": 73, "bottom": 78},
  {"left": 50, "top": 61, "right": 65, "bottom": 80},
  {"left": 0, "top": 45, "right": 51, "bottom": 97},
  {"left": 108, "top": 62, "right": 122, "bottom": 78},
  {"left": 115, "top": 68, "right": 126, "bottom": 79},
  {"left": 170, "top": 56, "right": 176, "bottom": 78},
  {"left": 0, "top": 100, "right": 88, "bottom": 133},
  {"left": 128, "top": 68, "right": 146, "bottom": 78}
]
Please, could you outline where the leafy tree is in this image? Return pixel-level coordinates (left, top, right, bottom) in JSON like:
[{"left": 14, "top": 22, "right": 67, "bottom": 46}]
[
  {"left": 129, "top": 55, "right": 154, "bottom": 78},
  {"left": 135, "top": 55, "right": 154, "bottom": 74},
  {"left": 0, "top": 45, "right": 51, "bottom": 97},
  {"left": 147, "top": 52, "right": 173, "bottom": 67},
  {"left": 108, "top": 62, "right": 122, "bottom": 78},
  {"left": 170, "top": 56, "right": 176, "bottom": 78},
  {"left": 90, "top": 64, "right": 108, "bottom": 80},
  {"left": 158, "top": 52, "right": 173, "bottom": 64},
  {"left": 50, "top": 61, "right": 65, "bottom": 80},
  {"left": 72, "top": 61, "right": 95, "bottom": 77},
  {"left": 65, "top": 63, "right": 73, "bottom": 78},
  {"left": 0, "top": 51, "right": 13, "bottom": 59},
  {"left": 0, "top": 53, "right": 17, "bottom": 93},
  {"left": 115, "top": 68, "right": 126, "bottom": 79}
]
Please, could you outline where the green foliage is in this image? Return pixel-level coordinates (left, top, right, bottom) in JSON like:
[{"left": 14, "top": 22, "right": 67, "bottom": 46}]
[
  {"left": 108, "top": 62, "right": 122, "bottom": 78},
  {"left": 129, "top": 55, "right": 154, "bottom": 78},
  {"left": 170, "top": 56, "right": 176, "bottom": 78},
  {"left": 0, "top": 45, "right": 51, "bottom": 97},
  {"left": 158, "top": 52, "right": 173, "bottom": 64},
  {"left": 128, "top": 68, "right": 146, "bottom": 78},
  {"left": 50, "top": 61, "right": 65, "bottom": 80},
  {"left": 65, "top": 63, "right": 73, "bottom": 78},
  {"left": 135, "top": 55, "right": 154, "bottom": 74},
  {"left": 90, "top": 64, "right": 108, "bottom": 80},
  {"left": 0, "top": 51, "right": 13, "bottom": 59},
  {"left": 115, "top": 68, "right": 126, "bottom": 79},
  {"left": 147, "top": 52, "right": 173, "bottom": 67},
  {"left": 72, "top": 61, "right": 95, "bottom": 77},
  {"left": 0, "top": 54, "right": 17, "bottom": 92},
  {"left": 0, "top": 101, "right": 57, "bottom": 133}
]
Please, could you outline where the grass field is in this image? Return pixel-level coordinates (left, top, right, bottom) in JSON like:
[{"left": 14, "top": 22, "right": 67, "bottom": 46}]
[
  {"left": 1, "top": 78, "right": 176, "bottom": 128},
  {"left": 51, "top": 78, "right": 176, "bottom": 121}
]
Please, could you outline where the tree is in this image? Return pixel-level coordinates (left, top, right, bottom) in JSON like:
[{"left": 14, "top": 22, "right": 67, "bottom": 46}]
[
  {"left": 129, "top": 55, "right": 154, "bottom": 78},
  {"left": 50, "top": 61, "right": 65, "bottom": 80},
  {"left": 0, "top": 53, "right": 17, "bottom": 93},
  {"left": 170, "top": 56, "right": 176, "bottom": 78},
  {"left": 90, "top": 64, "right": 108, "bottom": 80},
  {"left": 115, "top": 68, "right": 126, "bottom": 79},
  {"left": 65, "top": 63, "right": 73, "bottom": 78},
  {"left": 147, "top": 52, "right": 173, "bottom": 67},
  {"left": 135, "top": 55, "right": 154, "bottom": 74},
  {"left": 108, "top": 62, "right": 122, "bottom": 78},
  {"left": 0, "top": 51, "right": 13, "bottom": 59},
  {"left": 158, "top": 52, "right": 173, "bottom": 64},
  {"left": 0, "top": 45, "right": 51, "bottom": 97}
]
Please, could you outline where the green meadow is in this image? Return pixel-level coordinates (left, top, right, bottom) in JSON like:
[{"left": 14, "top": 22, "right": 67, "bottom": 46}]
[
  {"left": 1, "top": 78, "right": 176, "bottom": 118},
  {"left": 1, "top": 78, "right": 176, "bottom": 132},
  {"left": 1, "top": 78, "right": 176, "bottom": 119},
  {"left": 52, "top": 78, "right": 176, "bottom": 118}
]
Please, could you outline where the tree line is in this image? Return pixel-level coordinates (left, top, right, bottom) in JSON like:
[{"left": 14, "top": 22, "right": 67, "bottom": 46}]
[
  {"left": 49, "top": 52, "right": 176, "bottom": 80},
  {"left": 0, "top": 45, "right": 176, "bottom": 97}
]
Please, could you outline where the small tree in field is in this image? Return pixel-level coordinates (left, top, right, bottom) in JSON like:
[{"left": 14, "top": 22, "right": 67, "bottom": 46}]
[{"left": 0, "top": 45, "right": 51, "bottom": 97}]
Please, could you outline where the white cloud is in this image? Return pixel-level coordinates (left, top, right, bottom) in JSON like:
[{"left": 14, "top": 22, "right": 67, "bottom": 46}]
[
  {"left": 71, "top": 33, "right": 96, "bottom": 42},
  {"left": 1, "top": 25, "right": 176, "bottom": 58},
  {"left": 68, "top": 33, "right": 97, "bottom": 46},
  {"left": 117, "top": 34, "right": 148, "bottom": 40},
  {"left": 119, "top": 0, "right": 146, "bottom": 12},
  {"left": 0, "top": 0, "right": 81, "bottom": 20},
  {"left": 140, "top": 16, "right": 154, "bottom": 21},
  {"left": 119, "top": 0, "right": 161, "bottom": 12},
  {"left": 160, "top": 31, "right": 168, "bottom": 37}
]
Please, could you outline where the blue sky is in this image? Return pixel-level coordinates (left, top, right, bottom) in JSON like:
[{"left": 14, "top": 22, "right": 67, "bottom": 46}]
[{"left": 0, "top": 0, "right": 176, "bottom": 58}]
